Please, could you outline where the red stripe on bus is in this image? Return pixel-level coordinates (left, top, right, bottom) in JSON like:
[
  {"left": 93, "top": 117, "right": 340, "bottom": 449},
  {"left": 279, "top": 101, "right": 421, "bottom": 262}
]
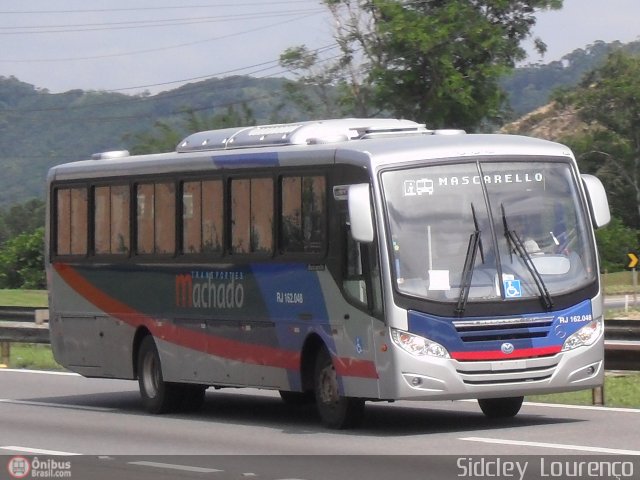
[
  {"left": 54, "top": 263, "right": 145, "bottom": 321},
  {"left": 334, "top": 357, "right": 379, "bottom": 379},
  {"left": 451, "top": 345, "right": 562, "bottom": 361},
  {"left": 53, "top": 263, "right": 377, "bottom": 379}
]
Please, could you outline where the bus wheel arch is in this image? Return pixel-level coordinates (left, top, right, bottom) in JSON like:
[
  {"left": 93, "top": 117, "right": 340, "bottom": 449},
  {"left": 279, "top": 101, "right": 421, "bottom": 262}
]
[
  {"left": 278, "top": 334, "right": 324, "bottom": 406},
  {"left": 132, "top": 327, "right": 152, "bottom": 379},
  {"left": 136, "top": 334, "right": 182, "bottom": 414},
  {"left": 313, "top": 345, "right": 365, "bottom": 429},
  {"left": 300, "top": 333, "right": 324, "bottom": 393}
]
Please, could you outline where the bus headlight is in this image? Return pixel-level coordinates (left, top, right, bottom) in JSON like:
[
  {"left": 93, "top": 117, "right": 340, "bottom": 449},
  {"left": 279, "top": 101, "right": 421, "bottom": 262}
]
[
  {"left": 561, "top": 318, "right": 603, "bottom": 351},
  {"left": 390, "top": 328, "right": 450, "bottom": 358}
]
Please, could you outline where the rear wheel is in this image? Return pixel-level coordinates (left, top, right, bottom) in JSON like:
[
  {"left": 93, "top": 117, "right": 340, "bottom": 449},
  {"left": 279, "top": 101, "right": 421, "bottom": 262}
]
[
  {"left": 137, "top": 336, "right": 182, "bottom": 414},
  {"left": 314, "top": 347, "right": 364, "bottom": 429},
  {"left": 478, "top": 396, "right": 524, "bottom": 419}
]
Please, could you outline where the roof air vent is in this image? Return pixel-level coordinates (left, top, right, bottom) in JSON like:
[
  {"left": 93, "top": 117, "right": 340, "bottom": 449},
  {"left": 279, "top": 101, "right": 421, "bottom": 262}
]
[
  {"left": 433, "top": 129, "right": 466, "bottom": 135},
  {"left": 91, "top": 150, "right": 130, "bottom": 160}
]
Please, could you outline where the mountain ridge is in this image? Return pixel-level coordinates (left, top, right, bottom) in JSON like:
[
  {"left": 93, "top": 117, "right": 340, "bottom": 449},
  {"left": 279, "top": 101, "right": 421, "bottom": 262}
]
[{"left": 2, "top": 39, "right": 638, "bottom": 207}]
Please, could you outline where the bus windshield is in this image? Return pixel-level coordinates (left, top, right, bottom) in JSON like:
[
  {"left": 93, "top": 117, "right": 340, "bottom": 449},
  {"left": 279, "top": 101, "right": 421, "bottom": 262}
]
[{"left": 382, "top": 159, "right": 596, "bottom": 307}]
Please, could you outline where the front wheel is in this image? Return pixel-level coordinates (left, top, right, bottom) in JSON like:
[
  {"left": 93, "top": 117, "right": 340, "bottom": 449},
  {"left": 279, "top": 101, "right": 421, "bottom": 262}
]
[
  {"left": 314, "top": 347, "right": 364, "bottom": 429},
  {"left": 478, "top": 396, "right": 524, "bottom": 419},
  {"left": 137, "top": 335, "right": 182, "bottom": 414}
]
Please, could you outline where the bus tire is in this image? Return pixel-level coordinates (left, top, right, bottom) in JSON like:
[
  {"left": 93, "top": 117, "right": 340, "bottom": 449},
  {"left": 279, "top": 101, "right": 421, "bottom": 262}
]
[
  {"left": 478, "top": 396, "right": 524, "bottom": 419},
  {"left": 314, "top": 347, "right": 365, "bottom": 429},
  {"left": 137, "top": 335, "right": 181, "bottom": 414}
]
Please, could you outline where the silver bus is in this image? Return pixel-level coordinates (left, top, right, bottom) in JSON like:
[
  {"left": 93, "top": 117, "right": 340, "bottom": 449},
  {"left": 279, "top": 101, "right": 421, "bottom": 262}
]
[{"left": 46, "top": 118, "right": 610, "bottom": 428}]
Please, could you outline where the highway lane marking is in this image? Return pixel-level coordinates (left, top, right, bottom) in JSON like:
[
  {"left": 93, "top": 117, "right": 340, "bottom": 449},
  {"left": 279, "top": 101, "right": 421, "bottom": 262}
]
[
  {"left": 458, "top": 398, "right": 640, "bottom": 414},
  {"left": 2, "top": 370, "right": 639, "bottom": 413},
  {"left": 523, "top": 400, "right": 640, "bottom": 413},
  {"left": 0, "top": 398, "right": 116, "bottom": 412},
  {"left": 0, "top": 446, "right": 82, "bottom": 456},
  {"left": 460, "top": 437, "right": 640, "bottom": 455},
  {"left": 0, "top": 368, "right": 79, "bottom": 376},
  {"left": 128, "top": 461, "right": 223, "bottom": 473}
]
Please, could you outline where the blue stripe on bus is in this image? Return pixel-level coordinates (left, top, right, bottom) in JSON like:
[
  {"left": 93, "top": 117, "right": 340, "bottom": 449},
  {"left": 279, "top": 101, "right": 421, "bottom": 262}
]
[
  {"left": 250, "top": 263, "right": 330, "bottom": 390},
  {"left": 212, "top": 152, "right": 279, "bottom": 167},
  {"left": 408, "top": 299, "right": 594, "bottom": 359}
]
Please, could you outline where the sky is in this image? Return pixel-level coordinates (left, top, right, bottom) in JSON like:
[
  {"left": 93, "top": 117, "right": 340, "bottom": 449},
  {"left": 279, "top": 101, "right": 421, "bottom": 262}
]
[{"left": 1, "top": 0, "right": 639, "bottom": 96}]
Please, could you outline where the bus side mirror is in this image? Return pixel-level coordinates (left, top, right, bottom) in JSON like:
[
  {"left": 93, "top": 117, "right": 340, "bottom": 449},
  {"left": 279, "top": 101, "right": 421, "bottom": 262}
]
[
  {"left": 348, "top": 183, "right": 375, "bottom": 243},
  {"left": 581, "top": 174, "right": 611, "bottom": 229}
]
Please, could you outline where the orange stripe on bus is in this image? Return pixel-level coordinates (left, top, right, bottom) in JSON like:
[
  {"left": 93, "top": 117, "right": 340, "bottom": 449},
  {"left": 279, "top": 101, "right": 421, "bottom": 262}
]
[{"left": 53, "top": 263, "right": 377, "bottom": 379}]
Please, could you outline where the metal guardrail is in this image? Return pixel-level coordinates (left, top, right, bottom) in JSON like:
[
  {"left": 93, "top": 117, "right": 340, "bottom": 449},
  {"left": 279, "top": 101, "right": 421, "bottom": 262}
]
[
  {"left": 0, "top": 306, "right": 50, "bottom": 344},
  {"left": 604, "top": 319, "right": 640, "bottom": 370},
  {"left": 0, "top": 306, "right": 50, "bottom": 366},
  {"left": 0, "top": 306, "right": 40, "bottom": 321},
  {"left": 0, "top": 307, "right": 639, "bottom": 369}
]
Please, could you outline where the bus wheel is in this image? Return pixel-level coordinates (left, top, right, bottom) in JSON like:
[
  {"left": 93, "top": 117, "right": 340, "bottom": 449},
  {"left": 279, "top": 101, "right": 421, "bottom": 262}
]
[
  {"left": 478, "top": 396, "right": 524, "bottom": 419},
  {"left": 137, "top": 335, "right": 181, "bottom": 414},
  {"left": 314, "top": 347, "right": 364, "bottom": 429},
  {"left": 279, "top": 390, "right": 314, "bottom": 406}
]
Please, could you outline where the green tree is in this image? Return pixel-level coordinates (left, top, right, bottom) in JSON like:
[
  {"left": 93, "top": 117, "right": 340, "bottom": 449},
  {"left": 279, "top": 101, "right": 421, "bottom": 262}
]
[
  {"left": 563, "top": 129, "right": 638, "bottom": 228},
  {"left": 281, "top": 0, "right": 562, "bottom": 130},
  {"left": 595, "top": 217, "right": 640, "bottom": 272},
  {"left": 560, "top": 51, "right": 640, "bottom": 227},
  {"left": 0, "top": 227, "right": 45, "bottom": 289},
  {"left": 0, "top": 199, "right": 45, "bottom": 245},
  {"left": 128, "top": 106, "right": 256, "bottom": 155},
  {"left": 128, "top": 121, "right": 182, "bottom": 155}
]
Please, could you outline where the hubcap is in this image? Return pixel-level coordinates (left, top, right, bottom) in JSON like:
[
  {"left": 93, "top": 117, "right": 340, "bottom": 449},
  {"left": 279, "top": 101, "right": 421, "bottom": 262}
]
[
  {"left": 318, "top": 365, "right": 339, "bottom": 405},
  {"left": 142, "top": 352, "right": 159, "bottom": 398}
]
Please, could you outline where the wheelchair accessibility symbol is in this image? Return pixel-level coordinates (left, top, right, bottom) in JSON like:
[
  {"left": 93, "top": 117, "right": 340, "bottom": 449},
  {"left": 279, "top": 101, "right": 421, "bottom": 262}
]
[{"left": 504, "top": 279, "right": 522, "bottom": 298}]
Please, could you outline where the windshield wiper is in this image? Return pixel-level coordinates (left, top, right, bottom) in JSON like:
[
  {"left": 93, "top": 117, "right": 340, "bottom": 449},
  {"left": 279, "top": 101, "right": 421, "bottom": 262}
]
[
  {"left": 501, "top": 205, "right": 553, "bottom": 310},
  {"left": 471, "top": 203, "right": 485, "bottom": 264},
  {"left": 455, "top": 204, "right": 483, "bottom": 316}
]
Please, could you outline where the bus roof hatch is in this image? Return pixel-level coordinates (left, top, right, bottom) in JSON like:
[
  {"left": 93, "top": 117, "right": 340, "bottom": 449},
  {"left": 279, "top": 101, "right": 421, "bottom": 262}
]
[{"left": 176, "top": 118, "right": 432, "bottom": 153}]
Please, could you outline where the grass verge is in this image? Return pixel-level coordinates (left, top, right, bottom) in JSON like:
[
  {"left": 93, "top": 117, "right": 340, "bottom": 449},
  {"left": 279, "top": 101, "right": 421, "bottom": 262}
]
[
  {"left": 526, "top": 371, "right": 640, "bottom": 409},
  {"left": 0, "top": 289, "right": 48, "bottom": 308},
  {"left": 4, "top": 343, "right": 63, "bottom": 370}
]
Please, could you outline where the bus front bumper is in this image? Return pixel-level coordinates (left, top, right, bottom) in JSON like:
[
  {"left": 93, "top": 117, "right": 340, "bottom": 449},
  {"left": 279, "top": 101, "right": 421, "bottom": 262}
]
[{"left": 388, "top": 335, "right": 604, "bottom": 401}]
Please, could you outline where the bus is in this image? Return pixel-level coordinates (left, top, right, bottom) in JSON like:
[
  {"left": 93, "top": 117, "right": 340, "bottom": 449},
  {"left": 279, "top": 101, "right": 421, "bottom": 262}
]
[{"left": 45, "top": 118, "right": 610, "bottom": 429}]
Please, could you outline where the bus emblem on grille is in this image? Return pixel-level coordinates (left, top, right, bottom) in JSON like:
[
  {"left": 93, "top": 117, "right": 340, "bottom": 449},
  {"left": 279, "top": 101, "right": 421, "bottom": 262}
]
[{"left": 501, "top": 343, "right": 515, "bottom": 355}]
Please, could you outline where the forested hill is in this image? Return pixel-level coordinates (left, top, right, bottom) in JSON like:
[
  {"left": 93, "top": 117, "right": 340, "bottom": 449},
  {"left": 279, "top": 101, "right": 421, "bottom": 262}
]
[
  {"left": 1, "top": 39, "right": 639, "bottom": 207},
  {"left": 503, "top": 39, "right": 640, "bottom": 116},
  {"left": 0, "top": 75, "right": 303, "bottom": 207}
]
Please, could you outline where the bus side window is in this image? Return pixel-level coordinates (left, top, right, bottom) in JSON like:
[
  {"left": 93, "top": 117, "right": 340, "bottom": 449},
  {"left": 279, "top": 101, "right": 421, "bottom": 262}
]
[
  {"left": 231, "top": 177, "right": 274, "bottom": 255},
  {"left": 94, "top": 185, "right": 130, "bottom": 255},
  {"left": 281, "top": 175, "right": 326, "bottom": 253},
  {"left": 136, "top": 184, "right": 154, "bottom": 254},
  {"left": 182, "top": 179, "right": 223, "bottom": 254},
  {"left": 136, "top": 182, "right": 175, "bottom": 255},
  {"left": 55, "top": 186, "right": 88, "bottom": 256}
]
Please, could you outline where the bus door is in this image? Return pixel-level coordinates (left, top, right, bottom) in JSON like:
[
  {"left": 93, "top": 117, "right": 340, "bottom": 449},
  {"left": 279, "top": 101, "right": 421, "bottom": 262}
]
[{"left": 338, "top": 212, "right": 383, "bottom": 398}]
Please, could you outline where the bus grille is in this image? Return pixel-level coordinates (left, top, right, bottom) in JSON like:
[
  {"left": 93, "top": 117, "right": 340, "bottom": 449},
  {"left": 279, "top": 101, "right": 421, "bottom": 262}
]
[
  {"left": 451, "top": 316, "right": 558, "bottom": 384},
  {"left": 453, "top": 316, "right": 553, "bottom": 343},
  {"left": 455, "top": 356, "right": 559, "bottom": 385}
]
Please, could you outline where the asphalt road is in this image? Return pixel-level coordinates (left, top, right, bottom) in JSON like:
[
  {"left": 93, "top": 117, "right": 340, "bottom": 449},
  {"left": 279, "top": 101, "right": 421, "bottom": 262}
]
[{"left": 1, "top": 369, "right": 639, "bottom": 480}]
